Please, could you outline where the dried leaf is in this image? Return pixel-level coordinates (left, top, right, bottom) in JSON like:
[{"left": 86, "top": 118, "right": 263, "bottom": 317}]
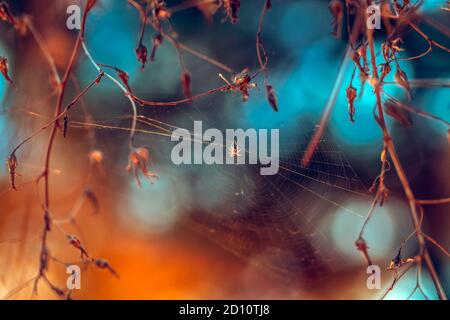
[
  {"left": 150, "top": 34, "right": 163, "bottom": 62},
  {"left": 84, "top": 188, "right": 100, "bottom": 214},
  {"left": 0, "top": 56, "right": 14, "bottom": 86},
  {"left": 380, "top": 63, "right": 391, "bottom": 82},
  {"left": 384, "top": 98, "right": 413, "bottom": 127},
  {"left": 155, "top": 4, "right": 170, "bottom": 20},
  {"left": 329, "top": 0, "right": 343, "bottom": 38},
  {"left": 395, "top": 67, "right": 412, "bottom": 100},
  {"left": 223, "top": 0, "right": 240, "bottom": 24},
  {"left": 346, "top": 85, "right": 357, "bottom": 122},
  {"left": 265, "top": 84, "right": 278, "bottom": 112},
  {"left": 6, "top": 152, "right": 18, "bottom": 190}
]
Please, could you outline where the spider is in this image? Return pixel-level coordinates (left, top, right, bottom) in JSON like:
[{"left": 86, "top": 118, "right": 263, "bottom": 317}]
[
  {"left": 219, "top": 68, "right": 257, "bottom": 101},
  {"left": 228, "top": 138, "right": 242, "bottom": 158}
]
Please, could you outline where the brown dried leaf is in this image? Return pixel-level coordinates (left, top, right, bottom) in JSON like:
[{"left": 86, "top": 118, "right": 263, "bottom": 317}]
[
  {"left": 115, "top": 69, "right": 132, "bottom": 93},
  {"left": 346, "top": 85, "right": 357, "bottom": 122},
  {"left": 265, "top": 84, "right": 278, "bottom": 112},
  {"left": 95, "top": 259, "right": 119, "bottom": 278},
  {"left": 126, "top": 147, "right": 158, "bottom": 188},
  {"left": 329, "top": 0, "right": 343, "bottom": 38},
  {"left": 355, "top": 237, "right": 372, "bottom": 266},
  {"left": 84, "top": 188, "right": 100, "bottom": 214},
  {"left": 0, "top": 56, "right": 14, "bottom": 86},
  {"left": 150, "top": 34, "right": 163, "bottom": 62},
  {"left": 384, "top": 98, "right": 413, "bottom": 127}
]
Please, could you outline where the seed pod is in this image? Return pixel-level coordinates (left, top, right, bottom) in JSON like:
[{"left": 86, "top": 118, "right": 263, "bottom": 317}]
[{"left": 355, "top": 237, "right": 372, "bottom": 266}]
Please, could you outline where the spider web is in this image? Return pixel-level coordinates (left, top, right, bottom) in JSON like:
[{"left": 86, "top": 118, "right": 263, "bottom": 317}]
[{"left": 117, "top": 88, "right": 373, "bottom": 289}]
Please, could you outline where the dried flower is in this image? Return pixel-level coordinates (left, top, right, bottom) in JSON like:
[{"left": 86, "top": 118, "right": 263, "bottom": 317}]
[
  {"left": 355, "top": 237, "right": 372, "bottom": 266},
  {"left": 0, "top": 56, "right": 14, "bottom": 86},
  {"left": 387, "top": 248, "right": 414, "bottom": 271},
  {"left": 84, "top": 188, "right": 100, "bottom": 214},
  {"left": 155, "top": 2, "right": 170, "bottom": 20},
  {"left": 89, "top": 150, "right": 104, "bottom": 164}
]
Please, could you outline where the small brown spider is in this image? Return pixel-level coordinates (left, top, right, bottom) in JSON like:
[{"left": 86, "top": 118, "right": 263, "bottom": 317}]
[
  {"left": 228, "top": 139, "right": 242, "bottom": 158},
  {"left": 219, "top": 68, "right": 257, "bottom": 101}
]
